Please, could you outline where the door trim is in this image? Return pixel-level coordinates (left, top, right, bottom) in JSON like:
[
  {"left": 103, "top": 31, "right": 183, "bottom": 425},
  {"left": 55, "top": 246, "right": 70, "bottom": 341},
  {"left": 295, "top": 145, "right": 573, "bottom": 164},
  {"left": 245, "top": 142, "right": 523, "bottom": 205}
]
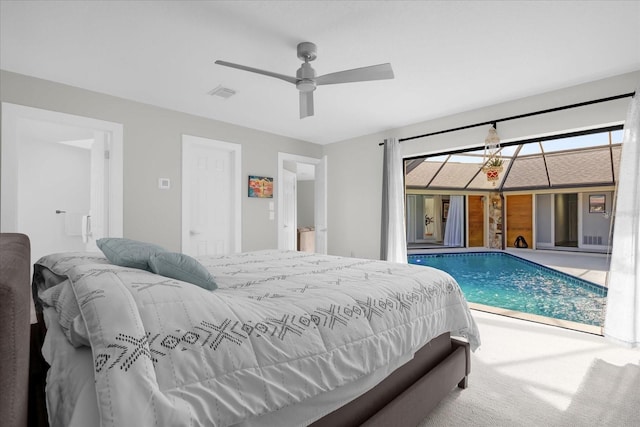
[
  {"left": 181, "top": 135, "right": 242, "bottom": 254},
  {"left": 1, "top": 102, "right": 123, "bottom": 236},
  {"left": 281, "top": 168, "right": 297, "bottom": 250}
]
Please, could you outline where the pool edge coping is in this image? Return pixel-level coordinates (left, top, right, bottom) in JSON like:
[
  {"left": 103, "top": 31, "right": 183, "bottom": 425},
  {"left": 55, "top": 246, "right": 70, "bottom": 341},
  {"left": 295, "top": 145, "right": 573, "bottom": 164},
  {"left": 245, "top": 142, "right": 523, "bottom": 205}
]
[{"left": 469, "top": 302, "right": 604, "bottom": 336}]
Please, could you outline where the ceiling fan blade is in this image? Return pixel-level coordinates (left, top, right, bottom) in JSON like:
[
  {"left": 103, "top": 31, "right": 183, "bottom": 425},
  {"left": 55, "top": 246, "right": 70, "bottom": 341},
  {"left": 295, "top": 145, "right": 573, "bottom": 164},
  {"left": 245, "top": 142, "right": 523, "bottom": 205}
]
[
  {"left": 215, "top": 60, "right": 297, "bottom": 85},
  {"left": 316, "top": 63, "right": 394, "bottom": 85},
  {"left": 300, "top": 91, "right": 314, "bottom": 119}
]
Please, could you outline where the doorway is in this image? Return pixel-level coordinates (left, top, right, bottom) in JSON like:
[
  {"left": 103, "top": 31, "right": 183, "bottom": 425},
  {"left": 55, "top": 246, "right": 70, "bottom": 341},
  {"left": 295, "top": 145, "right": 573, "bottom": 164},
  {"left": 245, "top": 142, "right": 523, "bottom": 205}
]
[
  {"left": 407, "top": 194, "right": 469, "bottom": 248},
  {"left": 1, "top": 103, "right": 123, "bottom": 266},
  {"left": 555, "top": 193, "right": 578, "bottom": 247},
  {"left": 277, "top": 153, "right": 327, "bottom": 254},
  {"left": 181, "top": 135, "right": 241, "bottom": 256}
]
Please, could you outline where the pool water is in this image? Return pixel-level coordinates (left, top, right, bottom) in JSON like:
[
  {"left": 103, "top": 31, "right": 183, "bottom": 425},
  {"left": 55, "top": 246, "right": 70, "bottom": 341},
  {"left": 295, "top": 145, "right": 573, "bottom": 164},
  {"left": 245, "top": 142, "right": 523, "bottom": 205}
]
[{"left": 408, "top": 252, "right": 607, "bottom": 327}]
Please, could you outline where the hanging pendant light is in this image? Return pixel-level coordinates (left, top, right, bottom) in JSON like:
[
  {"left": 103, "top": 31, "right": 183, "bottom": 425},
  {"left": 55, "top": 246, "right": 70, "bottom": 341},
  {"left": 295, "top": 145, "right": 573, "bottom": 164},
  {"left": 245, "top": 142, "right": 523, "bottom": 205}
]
[{"left": 482, "top": 124, "right": 503, "bottom": 186}]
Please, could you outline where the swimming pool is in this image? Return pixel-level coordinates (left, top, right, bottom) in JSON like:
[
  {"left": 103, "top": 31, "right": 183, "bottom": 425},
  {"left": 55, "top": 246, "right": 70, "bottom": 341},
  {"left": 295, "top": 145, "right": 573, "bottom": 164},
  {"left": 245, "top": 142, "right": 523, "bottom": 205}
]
[{"left": 408, "top": 252, "right": 607, "bottom": 327}]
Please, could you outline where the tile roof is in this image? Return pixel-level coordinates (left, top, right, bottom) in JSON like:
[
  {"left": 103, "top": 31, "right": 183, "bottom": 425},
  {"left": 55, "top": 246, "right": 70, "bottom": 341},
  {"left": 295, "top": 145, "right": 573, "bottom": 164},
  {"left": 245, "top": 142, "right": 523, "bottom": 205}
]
[{"left": 406, "top": 135, "right": 621, "bottom": 191}]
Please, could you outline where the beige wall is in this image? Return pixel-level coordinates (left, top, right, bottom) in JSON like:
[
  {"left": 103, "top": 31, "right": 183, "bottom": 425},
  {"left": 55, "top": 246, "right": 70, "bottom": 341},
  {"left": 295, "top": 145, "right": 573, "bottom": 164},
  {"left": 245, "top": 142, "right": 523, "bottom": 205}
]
[
  {"left": 325, "top": 71, "right": 639, "bottom": 259},
  {"left": 0, "top": 70, "right": 322, "bottom": 252}
]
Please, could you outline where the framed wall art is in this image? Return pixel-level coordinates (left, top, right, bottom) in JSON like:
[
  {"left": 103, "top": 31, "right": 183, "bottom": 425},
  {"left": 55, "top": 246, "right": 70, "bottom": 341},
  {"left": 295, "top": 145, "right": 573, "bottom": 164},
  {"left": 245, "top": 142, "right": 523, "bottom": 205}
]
[
  {"left": 248, "top": 175, "right": 273, "bottom": 198},
  {"left": 589, "top": 194, "right": 606, "bottom": 213},
  {"left": 442, "top": 200, "right": 450, "bottom": 220}
]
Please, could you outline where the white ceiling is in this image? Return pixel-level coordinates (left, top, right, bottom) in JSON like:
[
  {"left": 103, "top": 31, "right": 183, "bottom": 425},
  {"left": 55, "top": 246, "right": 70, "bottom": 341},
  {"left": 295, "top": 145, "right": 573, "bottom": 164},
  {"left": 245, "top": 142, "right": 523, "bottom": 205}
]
[{"left": 1, "top": 1, "right": 639, "bottom": 145}]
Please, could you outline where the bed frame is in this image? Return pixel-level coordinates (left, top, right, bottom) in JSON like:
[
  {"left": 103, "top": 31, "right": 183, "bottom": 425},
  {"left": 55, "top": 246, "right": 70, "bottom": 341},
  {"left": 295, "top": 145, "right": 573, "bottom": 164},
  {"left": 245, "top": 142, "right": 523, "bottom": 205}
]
[
  {"left": 310, "top": 333, "right": 470, "bottom": 427},
  {"left": 1, "top": 233, "right": 471, "bottom": 427}
]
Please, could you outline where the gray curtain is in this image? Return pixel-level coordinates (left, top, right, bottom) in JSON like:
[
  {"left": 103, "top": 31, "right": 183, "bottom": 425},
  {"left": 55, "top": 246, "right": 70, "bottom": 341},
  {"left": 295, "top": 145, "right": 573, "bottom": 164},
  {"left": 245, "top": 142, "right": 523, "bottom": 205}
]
[
  {"left": 604, "top": 91, "right": 640, "bottom": 347},
  {"left": 380, "top": 138, "right": 407, "bottom": 263}
]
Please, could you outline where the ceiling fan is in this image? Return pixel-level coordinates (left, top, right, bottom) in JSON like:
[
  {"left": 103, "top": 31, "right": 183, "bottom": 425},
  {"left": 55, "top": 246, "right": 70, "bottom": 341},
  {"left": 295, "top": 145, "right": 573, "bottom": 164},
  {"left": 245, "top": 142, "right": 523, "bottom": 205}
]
[{"left": 215, "top": 42, "right": 394, "bottom": 119}]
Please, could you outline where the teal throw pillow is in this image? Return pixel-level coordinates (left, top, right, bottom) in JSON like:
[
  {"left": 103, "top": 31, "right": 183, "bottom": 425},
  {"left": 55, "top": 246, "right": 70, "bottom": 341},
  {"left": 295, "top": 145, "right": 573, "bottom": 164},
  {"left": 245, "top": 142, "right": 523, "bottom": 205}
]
[
  {"left": 96, "top": 238, "right": 166, "bottom": 271},
  {"left": 148, "top": 252, "right": 217, "bottom": 291}
]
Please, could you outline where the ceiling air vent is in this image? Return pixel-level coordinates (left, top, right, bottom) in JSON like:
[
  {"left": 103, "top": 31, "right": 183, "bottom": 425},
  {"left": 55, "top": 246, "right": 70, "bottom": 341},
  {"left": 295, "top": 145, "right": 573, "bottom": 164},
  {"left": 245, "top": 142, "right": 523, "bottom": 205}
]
[{"left": 208, "top": 85, "right": 236, "bottom": 99}]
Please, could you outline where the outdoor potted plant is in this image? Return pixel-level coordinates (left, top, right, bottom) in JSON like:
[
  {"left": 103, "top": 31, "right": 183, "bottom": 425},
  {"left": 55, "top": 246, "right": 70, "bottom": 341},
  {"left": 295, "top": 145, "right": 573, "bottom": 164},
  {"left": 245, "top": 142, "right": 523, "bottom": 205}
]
[{"left": 483, "top": 157, "right": 503, "bottom": 185}]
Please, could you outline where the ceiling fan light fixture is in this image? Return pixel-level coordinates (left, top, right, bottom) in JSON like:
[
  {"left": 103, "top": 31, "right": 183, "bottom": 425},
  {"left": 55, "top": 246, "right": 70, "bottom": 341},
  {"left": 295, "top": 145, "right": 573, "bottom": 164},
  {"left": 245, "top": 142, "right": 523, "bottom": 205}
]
[
  {"left": 296, "top": 62, "right": 317, "bottom": 92},
  {"left": 296, "top": 79, "right": 316, "bottom": 93}
]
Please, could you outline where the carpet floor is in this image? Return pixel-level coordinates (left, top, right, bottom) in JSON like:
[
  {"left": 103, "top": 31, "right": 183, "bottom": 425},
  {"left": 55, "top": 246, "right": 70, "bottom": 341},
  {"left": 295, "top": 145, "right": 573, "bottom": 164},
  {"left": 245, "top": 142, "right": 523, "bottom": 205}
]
[{"left": 419, "top": 311, "right": 639, "bottom": 427}]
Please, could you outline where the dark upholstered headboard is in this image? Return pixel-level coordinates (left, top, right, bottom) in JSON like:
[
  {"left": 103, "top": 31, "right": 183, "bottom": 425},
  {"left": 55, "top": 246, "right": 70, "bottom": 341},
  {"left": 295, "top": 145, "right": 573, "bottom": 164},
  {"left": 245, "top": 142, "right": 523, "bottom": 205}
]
[{"left": 0, "top": 233, "right": 31, "bottom": 427}]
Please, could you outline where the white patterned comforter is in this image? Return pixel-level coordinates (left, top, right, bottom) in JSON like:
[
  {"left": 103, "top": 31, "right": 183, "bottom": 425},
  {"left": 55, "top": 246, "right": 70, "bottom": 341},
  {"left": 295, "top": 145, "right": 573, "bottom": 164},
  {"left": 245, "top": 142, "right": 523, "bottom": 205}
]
[{"left": 34, "top": 250, "right": 480, "bottom": 427}]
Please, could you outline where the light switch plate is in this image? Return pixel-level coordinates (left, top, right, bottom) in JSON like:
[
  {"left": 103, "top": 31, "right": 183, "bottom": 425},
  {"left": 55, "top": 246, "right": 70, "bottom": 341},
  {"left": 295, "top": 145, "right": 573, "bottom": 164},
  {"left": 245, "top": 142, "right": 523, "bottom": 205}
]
[{"left": 158, "top": 178, "right": 171, "bottom": 189}]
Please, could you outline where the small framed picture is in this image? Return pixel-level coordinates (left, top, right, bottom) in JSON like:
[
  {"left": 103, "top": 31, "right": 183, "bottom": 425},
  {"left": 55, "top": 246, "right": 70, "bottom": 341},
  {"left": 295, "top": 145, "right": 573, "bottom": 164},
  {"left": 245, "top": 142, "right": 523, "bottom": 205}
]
[
  {"left": 248, "top": 175, "right": 273, "bottom": 198},
  {"left": 589, "top": 194, "right": 606, "bottom": 213}
]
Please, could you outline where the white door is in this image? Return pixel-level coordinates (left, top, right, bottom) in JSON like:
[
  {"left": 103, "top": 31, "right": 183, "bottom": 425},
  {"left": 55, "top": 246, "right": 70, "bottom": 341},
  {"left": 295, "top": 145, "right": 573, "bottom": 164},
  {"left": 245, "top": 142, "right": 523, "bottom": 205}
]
[
  {"left": 182, "top": 135, "right": 241, "bottom": 256},
  {"left": 1, "top": 103, "right": 123, "bottom": 267},
  {"left": 282, "top": 169, "right": 297, "bottom": 250}
]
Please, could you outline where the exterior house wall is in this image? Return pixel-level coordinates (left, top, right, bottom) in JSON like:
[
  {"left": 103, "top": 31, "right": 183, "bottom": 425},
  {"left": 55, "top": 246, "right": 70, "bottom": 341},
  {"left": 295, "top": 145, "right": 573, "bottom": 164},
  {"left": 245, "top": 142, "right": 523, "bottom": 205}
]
[
  {"left": 581, "top": 190, "right": 614, "bottom": 248},
  {"left": 534, "top": 189, "right": 614, "bottom": 251}
]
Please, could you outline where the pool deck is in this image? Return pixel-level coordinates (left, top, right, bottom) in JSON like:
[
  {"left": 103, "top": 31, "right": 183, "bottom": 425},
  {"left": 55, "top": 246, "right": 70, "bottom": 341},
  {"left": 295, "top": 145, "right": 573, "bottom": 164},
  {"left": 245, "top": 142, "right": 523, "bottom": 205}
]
[
  {"left": 407, "top": 247, "right": 611, "bottom": 335},
  {"left": 504, "top": 248, "right": 610, "bottom": 287}
]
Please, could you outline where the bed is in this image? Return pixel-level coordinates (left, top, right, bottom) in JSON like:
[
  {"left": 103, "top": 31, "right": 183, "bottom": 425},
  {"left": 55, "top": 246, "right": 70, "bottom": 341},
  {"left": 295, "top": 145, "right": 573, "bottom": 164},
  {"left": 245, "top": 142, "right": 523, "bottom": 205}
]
[{"left": 24, "top": 238, "right": 480, "bottom": 427}]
